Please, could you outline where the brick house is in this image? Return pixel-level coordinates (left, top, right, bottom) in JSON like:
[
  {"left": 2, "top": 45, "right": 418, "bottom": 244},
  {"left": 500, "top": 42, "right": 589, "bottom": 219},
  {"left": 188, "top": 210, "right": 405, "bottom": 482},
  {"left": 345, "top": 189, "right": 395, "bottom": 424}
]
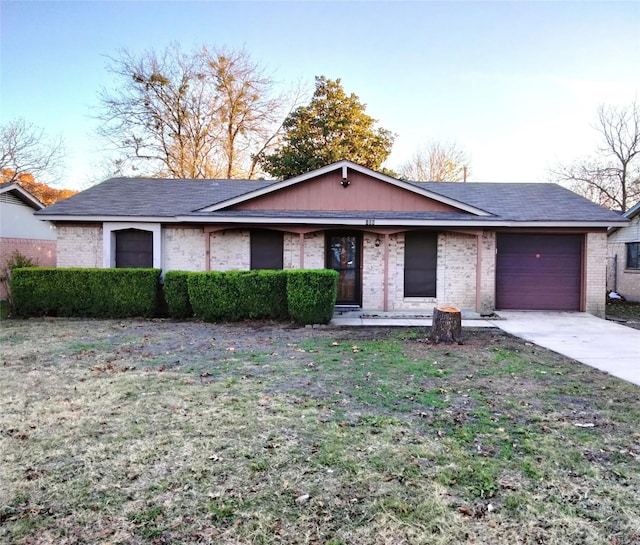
[
  {"left": 607, "top": 202, "right": 640, "bottom": 302},
  {"left": 0, "top": 182, "right": 56, "bottom": 299},
  {"left": 37, "top": 161, "right": 626, "bottom": 317}
]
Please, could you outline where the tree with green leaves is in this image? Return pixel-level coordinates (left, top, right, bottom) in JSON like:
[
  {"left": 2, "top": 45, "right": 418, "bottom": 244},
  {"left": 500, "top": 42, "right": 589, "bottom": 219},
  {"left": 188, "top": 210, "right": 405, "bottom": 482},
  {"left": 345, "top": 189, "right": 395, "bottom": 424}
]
[{"left": 259, "top": 76, "right": 395, "bottom": 178}]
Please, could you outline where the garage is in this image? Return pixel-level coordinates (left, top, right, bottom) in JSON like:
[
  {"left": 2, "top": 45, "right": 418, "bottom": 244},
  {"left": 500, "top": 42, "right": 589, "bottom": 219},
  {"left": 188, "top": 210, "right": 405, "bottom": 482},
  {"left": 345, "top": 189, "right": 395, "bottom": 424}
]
[{"left": 496, "top": 234, "right": 583, "bottom": 310}]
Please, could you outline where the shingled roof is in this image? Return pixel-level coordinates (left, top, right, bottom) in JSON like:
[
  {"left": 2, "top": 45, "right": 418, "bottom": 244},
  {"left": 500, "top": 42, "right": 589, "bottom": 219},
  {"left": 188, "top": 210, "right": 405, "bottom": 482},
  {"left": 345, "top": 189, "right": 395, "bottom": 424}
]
[
  {"left": 38, "top": 177, "right": 273, "bottom": 217},
  {"left": 37, "top": 162, "right": 626, "bottom": 227}
]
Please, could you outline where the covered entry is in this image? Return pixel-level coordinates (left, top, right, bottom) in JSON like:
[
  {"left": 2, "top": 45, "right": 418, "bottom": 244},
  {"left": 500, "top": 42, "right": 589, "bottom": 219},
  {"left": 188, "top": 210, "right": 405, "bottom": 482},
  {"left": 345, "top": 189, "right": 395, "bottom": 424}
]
[
  {"left": 326, "top": 232, "right": 362, "bottom": 306},
  {"left": 496, "top": 234, "right": 582, "bottom": 310}
]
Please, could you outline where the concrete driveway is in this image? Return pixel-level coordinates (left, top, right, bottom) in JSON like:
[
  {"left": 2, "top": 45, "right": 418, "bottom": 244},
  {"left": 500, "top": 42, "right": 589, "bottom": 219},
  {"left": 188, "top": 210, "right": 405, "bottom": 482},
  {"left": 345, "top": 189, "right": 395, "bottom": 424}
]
[{"left": 494, "top": 311, "right": 640, "bottom": 386}]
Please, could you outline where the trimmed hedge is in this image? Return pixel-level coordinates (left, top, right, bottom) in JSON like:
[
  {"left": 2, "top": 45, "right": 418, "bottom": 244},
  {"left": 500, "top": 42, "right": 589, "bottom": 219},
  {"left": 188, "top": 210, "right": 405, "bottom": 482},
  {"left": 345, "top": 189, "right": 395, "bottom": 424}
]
[
  {"left": 286, "top": 269, "right": 338, "bottom": 325},
  {"left": 164, "top": 271, "right": 194, "bottom": 319},
  {"left": 10, "top": 267, "right": 338, "bottom": 324},
  {"left": 188, "top": 270, "right": 288, "bottom": 322},
  {"left": 11, "top": 268, "right": 161, "bottom": 318}
]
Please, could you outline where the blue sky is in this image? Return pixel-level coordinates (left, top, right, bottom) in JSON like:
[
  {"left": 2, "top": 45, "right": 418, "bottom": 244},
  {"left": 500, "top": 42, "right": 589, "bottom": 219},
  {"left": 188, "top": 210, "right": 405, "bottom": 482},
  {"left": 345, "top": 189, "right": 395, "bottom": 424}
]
[{"left": 1, "top": 0, "right": 638, "bottom": 189}]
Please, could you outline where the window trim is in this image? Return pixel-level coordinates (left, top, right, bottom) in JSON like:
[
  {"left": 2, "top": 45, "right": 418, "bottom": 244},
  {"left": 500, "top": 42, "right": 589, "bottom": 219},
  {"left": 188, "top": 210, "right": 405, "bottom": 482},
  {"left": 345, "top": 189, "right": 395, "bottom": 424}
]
[
  {"left": 103, "top": 222, "right": 162, "bottom": 269},
  {"left": 626, "top": 242, "right": 640, "bottom": 270}
]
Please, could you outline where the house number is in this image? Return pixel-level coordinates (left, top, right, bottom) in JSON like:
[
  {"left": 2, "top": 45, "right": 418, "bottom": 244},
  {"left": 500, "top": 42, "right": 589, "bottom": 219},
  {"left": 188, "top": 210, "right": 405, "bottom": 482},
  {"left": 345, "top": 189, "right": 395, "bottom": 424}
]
[{"left": 365, "top": 219, "right": 375, "bottom": 226}]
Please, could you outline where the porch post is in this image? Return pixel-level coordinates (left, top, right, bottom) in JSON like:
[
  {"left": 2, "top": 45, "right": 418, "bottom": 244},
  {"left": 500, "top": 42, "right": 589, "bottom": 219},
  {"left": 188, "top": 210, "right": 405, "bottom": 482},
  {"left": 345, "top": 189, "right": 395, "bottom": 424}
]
[
  {"left": 204, "top": 227, "right": 212, "bottom": 271},
  {"left": 383, "top": 233, "right": 390, "bottom": 312},
  {"left": 299, "top": 233, "right": 305, "bottom": 269},
  {"left": 475, "top": 232, "right": 482, "bottom": 313}
]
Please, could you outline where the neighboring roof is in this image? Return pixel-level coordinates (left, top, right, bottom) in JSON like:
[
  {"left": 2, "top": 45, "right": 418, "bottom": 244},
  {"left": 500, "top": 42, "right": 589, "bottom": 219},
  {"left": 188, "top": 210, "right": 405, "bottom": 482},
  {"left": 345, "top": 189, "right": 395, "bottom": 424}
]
[
  {"left": 0, "top": 182, "right": 45, "bottom": 210},
  {"left": 608, "top": 201, "right": 640, "bottom": 235},
  {"left": 36, "top": 161, "right": 628, "bottom": 228},
  {"left": 623, "top": 201, "right": 640, "bottom": 220}
]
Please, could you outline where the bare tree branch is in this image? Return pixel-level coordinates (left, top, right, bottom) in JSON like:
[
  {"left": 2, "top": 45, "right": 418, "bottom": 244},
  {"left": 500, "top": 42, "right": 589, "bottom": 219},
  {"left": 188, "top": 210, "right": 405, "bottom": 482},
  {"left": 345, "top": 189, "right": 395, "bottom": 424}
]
[
  {"left": 95, "top": 43, "right": 292, "bottom": 179},
  {"left": 552, "top": 101, "right": 640, "bottom": 211},
  {"left": 398, "top": 140, "right": 471, "bottom": 182},
  {"left": 0, "top": 118, "right": 65, "bottom": 185}
]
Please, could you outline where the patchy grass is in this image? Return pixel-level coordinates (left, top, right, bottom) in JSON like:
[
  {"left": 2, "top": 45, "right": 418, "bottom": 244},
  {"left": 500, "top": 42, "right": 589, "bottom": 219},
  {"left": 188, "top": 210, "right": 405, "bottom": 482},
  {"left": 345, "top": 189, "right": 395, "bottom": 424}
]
[
  {"left": 0, "top": 318, "right": 639, "bottom": 544},
  {"left": 606, "top": 299, "right": 640, "bottom": 330}
]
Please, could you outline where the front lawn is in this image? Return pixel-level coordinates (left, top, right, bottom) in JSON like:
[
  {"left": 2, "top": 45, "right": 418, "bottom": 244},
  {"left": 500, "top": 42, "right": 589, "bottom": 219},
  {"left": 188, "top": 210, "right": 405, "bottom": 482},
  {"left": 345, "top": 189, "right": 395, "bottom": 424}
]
[{"left": 1, "top": 319, "right": 638, "bottom": 544}]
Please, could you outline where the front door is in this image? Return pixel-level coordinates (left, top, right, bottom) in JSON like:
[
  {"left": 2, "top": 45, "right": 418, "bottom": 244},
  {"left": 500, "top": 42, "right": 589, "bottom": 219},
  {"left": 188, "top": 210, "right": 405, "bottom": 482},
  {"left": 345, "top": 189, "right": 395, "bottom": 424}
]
[{"left": 326, "top": 232, "right": 362, "bottom": 306}]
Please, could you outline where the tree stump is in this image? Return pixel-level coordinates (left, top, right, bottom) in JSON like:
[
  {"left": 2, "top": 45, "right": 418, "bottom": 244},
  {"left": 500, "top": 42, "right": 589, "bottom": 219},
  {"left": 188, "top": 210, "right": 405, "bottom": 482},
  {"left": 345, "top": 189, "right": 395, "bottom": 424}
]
[{"left": 430, "top": 306, "right": 463, "bottom": 344}]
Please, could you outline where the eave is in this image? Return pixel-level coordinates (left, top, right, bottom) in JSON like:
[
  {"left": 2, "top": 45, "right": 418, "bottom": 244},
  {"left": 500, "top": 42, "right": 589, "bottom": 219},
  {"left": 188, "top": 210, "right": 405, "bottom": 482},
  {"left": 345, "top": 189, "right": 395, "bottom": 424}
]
[{"left": 38, "top": 213, "right": 626, "bottom": 230}]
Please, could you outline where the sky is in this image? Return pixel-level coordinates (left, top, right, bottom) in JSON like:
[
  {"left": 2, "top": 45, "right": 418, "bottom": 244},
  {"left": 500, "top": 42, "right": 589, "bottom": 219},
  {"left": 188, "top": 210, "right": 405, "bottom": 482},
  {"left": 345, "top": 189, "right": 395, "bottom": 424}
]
[{"left": 1, "top": 0, "right": 639, "bottom": 190}]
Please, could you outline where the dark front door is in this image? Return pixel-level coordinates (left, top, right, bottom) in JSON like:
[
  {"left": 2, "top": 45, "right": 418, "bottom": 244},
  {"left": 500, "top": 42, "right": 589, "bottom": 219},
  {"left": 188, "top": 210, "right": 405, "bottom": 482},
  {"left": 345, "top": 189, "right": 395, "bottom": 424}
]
[
  {"left": 496, "top": 234, "right": 582, "bottom": 310},
  {"left": 327, "top": 233, "right": 362, "bottom": 306}
]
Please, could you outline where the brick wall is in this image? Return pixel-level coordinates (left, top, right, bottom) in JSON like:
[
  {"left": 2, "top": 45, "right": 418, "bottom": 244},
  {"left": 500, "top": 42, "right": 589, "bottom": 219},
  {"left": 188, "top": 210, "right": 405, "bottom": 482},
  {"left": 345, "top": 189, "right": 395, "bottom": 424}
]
[
  {"left": 584, "top": 232, "right": 608, "bottom": 316},
  {"left": 56, "top": 225, "right": 102, "bottom": 268},
  {"left": 0, "top": 238, "right": 57, "bottom": 298},
  {"left": 303, "top": 232, "right": 325, "bottom": 269},
  {"left": 436, "top": 232, "right": 477, "bottom": 310},
  {"left": 386, "top": 232, "right": 484, "bottom": 312},
  {"left": 163, "top": 227, "right": 205, "bottom": 271},
  {"left": 479, "top": 231, "right": 496, "bottom": 314},
  {"left": 362, "top": 232, "right": 385, "bottom": 309},
  {"left": 608, "top": 240, "right": 640, "bottom": 302},
  {"left": 210, "top": 229, "right": 250, "bottom": 270}
]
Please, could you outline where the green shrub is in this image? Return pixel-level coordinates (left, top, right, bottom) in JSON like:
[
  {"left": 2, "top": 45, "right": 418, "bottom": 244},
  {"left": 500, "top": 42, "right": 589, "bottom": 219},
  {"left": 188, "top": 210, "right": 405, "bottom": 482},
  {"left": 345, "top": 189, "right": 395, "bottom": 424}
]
[
  {"left": 11, "top": 268, "right": 161, "bottom": 318},
  {"left": 163, "top": 271, "right": 194, "bottom": 319},
  {"left": 188, "top": 271, "right": 239, "bottom": 322},
  {"left": 187, "top": 270, "right": 289, "bottom": 322},
  {"left": 0, "top": 251, "right": 37, "bottom": 313},
  {"left": 237, "top": 270, "right": 288, "bottom": 320},
  {"left": 286, "top": 269, "right": 338, "bottom": 324}
]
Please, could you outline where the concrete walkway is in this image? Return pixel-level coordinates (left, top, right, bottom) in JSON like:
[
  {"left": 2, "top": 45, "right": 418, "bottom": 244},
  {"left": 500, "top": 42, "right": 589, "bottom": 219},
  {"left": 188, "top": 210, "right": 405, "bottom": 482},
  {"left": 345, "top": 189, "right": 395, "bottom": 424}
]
[
  {"left": 493, "top": 311, "right": 640, "bottom": 386},
  {"left": 329, "top": 309, "right": 640, "bottom": 387}
]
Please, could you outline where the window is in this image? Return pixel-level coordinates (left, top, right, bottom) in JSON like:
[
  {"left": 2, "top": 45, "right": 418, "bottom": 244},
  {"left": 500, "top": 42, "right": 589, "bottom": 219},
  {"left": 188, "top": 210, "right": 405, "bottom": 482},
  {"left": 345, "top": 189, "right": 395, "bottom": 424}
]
[
  {"left": 115, "top": 229, "right": 153, "bottom": 268},
  {"left": 627, "top": 242, "right": 640, "bottom": 269},
  {"left": 250, "top": 230, "right": 283, "bottom": 269},
  {"left": 404, "top": 231, "right": 437, "bottom": 297}
]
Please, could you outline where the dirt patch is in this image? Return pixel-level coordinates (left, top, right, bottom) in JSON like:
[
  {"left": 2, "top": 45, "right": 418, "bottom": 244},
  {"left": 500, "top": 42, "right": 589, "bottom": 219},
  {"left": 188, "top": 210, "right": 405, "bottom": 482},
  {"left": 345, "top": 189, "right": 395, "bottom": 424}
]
[
  {"left": 606, "top": 300, "right": 640, "bottom": 330},
  {"left": 1, "top": 318, "right": 639, "bottom": 545}
]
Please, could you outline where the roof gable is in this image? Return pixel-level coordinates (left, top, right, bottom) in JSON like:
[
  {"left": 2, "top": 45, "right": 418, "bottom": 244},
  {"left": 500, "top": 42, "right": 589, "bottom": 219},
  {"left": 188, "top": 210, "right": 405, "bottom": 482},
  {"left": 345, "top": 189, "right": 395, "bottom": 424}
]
[
  {"left": 198, "top": 161, "right": 490, "bottom": 216},
  {"left": 0, "top": 182, "right": 45, "bottom": 210}
]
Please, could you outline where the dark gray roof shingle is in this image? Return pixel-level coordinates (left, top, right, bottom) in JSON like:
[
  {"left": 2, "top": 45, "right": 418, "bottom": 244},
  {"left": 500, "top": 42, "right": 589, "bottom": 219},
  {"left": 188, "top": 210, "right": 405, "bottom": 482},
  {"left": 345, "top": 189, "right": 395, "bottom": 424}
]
[
  {"left": 38, "top": 175, "right": 626, "bottom": 225},
  {"left": 408, "top": 181, "right": 623, "bottom": 222},
  {"left": 38, "top": 177, "right": 273, "bottom": 217}
]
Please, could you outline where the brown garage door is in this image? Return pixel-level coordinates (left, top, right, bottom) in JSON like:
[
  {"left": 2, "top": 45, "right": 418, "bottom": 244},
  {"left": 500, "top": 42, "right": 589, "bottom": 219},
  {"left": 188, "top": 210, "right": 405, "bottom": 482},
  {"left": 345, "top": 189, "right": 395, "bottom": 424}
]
[{"left": 496, "top": 234, "right": 582, "bottom": 310}]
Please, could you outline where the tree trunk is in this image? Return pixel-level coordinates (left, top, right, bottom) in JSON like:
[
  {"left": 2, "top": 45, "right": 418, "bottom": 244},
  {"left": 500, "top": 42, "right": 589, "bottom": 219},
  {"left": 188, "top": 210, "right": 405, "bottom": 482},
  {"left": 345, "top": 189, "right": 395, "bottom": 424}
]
[{"left": 430, "top": 306, "right": 463, "bottom": 344}]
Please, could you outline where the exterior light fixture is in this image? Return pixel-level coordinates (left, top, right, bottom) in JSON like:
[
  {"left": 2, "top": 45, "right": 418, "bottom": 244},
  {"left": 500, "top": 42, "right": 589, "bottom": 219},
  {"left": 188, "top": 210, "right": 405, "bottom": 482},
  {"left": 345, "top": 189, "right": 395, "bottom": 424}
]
[
  {"left": 375, "top": 237, "right": 381, "bottom": 247},
  {"left": 340, "top": 178, "right": 350, "bottom": 187}
]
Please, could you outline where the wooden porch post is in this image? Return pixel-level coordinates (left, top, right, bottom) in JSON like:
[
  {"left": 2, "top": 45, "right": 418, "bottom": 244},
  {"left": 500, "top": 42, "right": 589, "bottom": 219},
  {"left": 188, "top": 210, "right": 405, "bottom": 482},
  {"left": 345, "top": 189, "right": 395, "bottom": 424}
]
[
  {"left": 299, "top": 233, "right": 305, "bottom": 269},
  {"left": 383, "top": 233, "right": 390, "bottom": 312},
  {"left": 475, "top": 232, "right": 482, "bottom": 313}
]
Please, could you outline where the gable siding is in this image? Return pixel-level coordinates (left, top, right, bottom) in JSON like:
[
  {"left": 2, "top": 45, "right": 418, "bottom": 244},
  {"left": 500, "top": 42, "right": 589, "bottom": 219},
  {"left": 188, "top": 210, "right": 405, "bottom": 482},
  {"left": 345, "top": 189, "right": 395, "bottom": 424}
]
[
  {"left": 608, "top": 214, "right": 640, "bottom": 244},
  {"left": 233, "top": 171, "right": 462, "bottom": 213},
  {"left": 1, "top": 201, "right": 56, "bottom": 240}
]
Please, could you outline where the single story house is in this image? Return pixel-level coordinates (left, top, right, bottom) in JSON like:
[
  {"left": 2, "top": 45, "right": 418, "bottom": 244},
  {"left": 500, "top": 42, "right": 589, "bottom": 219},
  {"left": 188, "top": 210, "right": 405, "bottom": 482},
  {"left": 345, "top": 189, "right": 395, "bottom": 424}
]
[
  {"left": 607, "top": 201, "right": 640, "bottom": 302},
  {"left": 37, "top": 161, "right": 627, "bottom": 317},
  {"left": 0, "top": 182, "right": 56, "bottom": 299}
]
